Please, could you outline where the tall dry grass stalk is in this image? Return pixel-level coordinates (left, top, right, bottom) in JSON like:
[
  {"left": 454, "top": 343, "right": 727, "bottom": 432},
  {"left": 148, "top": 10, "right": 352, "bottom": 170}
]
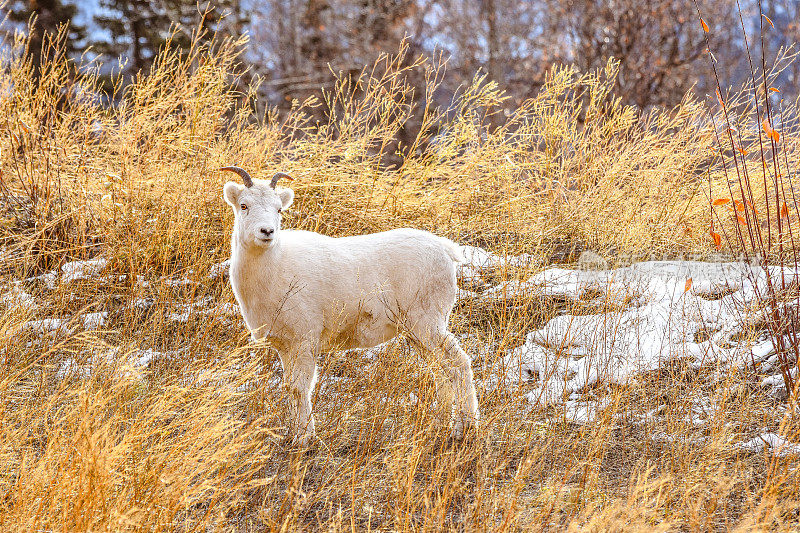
[
  {"left": 697, "top": 0, "right": 800, "bottom": 398},
  {"left": 0, "top": 19, "right": 798, "bottom": 531}
]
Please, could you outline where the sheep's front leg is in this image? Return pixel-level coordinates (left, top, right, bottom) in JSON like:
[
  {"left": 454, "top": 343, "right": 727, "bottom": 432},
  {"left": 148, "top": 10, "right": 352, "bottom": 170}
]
[{"left": 279, "top": 345, "right": 318, "bottom": 445}]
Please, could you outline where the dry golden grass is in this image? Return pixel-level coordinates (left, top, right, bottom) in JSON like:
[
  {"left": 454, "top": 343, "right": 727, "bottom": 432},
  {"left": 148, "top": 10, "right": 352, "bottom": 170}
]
[{"left": 1, "top": 28, "right": 800, "bottom": 531}]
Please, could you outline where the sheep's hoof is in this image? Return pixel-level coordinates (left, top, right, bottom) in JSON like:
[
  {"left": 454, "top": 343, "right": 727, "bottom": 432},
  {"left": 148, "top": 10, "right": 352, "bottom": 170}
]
[
  {"left": 281, "top": 432, "right": 319, "bottom": 455},
  {"left": 450, "top": 416, "right": 478, "bottom": 442}
]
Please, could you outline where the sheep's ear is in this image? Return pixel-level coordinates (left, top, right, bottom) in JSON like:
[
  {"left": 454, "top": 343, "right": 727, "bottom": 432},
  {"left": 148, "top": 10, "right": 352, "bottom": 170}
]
[
  {"left": 278, "top": 187, "right": 294, "bottom": 209},
  {"left": 223, "top": 181, "right": 244, "bottom": 207}
]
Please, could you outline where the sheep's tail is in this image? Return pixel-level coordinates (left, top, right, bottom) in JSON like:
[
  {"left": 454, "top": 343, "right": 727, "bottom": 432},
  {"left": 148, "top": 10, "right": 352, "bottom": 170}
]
[{"left": 440, "top": 237, "right": 465, "bottom": 263}]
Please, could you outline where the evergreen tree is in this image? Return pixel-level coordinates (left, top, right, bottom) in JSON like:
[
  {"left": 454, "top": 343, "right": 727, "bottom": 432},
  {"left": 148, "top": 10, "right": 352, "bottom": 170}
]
[
  {"left": 93, "top": 0, "right": 170, "bottom": 78},
  {"left": 8, "top": 0, "right": 87, "bottom": 79},
  {"left": 93, "top": 0, "right": 245, "bottom": 82}
]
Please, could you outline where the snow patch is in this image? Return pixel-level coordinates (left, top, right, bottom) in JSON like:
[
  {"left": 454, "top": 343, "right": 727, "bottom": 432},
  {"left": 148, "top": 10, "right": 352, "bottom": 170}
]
[
  {"left": 503, "top": 260, "right": 773, "bottom": 404},
  {"left": 209, "top": 260, "right": 230, "bottom": 279},
  {"left": 130, "top": 348, "right": 162, "bottom": 369},
  {"left": 24, "top": 318, "right": 72, "bottom": 335},
  {"left": 458, "top": 245, "right": 535, "bottom": 288},
  {"left": 166, "top": 298, "right": 238, "bottom": 323},
  {"left": 736, "top": 432, "right": 800, "bottom": 456},
  {"left": 162, "top": 277, "right": 197, "bottom": 288},
  {"left": 62, "top": 257, "right": 108, "bottom": 283},
  {"left": 83, "top": 312, "right": 108, "bottom": 330},
  {"left": 0, "top": 284, "right": 35, "bottom": 311}
]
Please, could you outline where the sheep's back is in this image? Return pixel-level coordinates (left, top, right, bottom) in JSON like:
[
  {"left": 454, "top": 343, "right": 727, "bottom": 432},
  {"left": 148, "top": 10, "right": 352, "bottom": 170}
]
[{"left": 281, "top": 228, "right": 458, "bottom": 318}]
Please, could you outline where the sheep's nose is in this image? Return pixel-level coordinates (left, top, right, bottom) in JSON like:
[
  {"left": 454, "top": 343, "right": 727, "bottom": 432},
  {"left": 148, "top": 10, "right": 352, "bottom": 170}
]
[{"left": 259, "top": 227, "right": 274, "bottom": 237}]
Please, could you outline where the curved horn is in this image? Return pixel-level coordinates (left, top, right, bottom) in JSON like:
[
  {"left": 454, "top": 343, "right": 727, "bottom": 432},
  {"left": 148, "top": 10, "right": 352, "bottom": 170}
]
[
  {"left": 270, "top": 172, "right": 294, "bottom": 189},
  {"left": 219, "top": 166, "right": 253, "bottom": 188}
]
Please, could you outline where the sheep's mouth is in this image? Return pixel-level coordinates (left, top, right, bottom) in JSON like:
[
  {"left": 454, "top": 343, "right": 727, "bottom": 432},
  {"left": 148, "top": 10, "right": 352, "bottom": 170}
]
[{"left": 255, "top": 236, "right": 275, "bottom": 246}]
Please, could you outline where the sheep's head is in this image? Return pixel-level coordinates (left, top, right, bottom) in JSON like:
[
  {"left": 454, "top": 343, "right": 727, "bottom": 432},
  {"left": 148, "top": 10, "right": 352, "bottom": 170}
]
[{"left": 220, "top": 166, "right": 294, "bottom": 249}]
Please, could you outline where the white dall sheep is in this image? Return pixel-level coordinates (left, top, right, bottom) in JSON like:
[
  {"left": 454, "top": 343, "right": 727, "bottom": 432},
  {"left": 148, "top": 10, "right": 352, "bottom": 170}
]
[{"left": 220, "top": 166, "right": 479, "bottom": 444}]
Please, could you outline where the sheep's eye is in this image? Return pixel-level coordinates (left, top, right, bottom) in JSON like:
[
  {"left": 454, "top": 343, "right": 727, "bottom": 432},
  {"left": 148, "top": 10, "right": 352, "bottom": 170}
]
[
  {"left": 240, "top": 204, "right": 247, "bottom": 210},
  {"left": 277, "top": 208, "right": 282, "bottom": 214}
]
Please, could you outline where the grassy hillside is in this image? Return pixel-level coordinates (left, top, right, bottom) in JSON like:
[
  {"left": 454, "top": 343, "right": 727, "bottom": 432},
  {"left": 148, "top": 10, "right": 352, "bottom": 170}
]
[{"left": 1, "top": 31, "right": 799, "bottom": 531}]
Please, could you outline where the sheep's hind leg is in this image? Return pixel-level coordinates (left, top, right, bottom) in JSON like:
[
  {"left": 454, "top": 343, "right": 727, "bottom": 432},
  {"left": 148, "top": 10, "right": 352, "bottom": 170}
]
[
  {"left": 417, "top": 327, "right": 479, "bottom": 438},
  {"left": 441, "top": 331, "right": 479, "bottom": 438},
  {"left": 280, "top": 345, "right": 318, "bottom": 446}
]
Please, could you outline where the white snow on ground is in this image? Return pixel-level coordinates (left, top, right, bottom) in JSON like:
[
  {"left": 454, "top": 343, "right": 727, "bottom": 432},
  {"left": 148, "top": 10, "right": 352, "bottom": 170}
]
[
  {"left": 83, "top": 312, "right": 108, "bottom": 330},
  {"left": 167, "top": 298, "right": 239, "bottom": 322},
  {"left": 198, "top": 302, "right": 239, "bottom": 318},
  {"left": 0, "top": 283, "right": 35, "bottom": 311},
  {"left": 456, "top": 249, "right": 800, "bottom": 455},
  {"left": 560, "top": 398, "right": 613, "bottom": 424},
  {"left": 22, "top": 257, "right": 108, "bottom": 289},
  {"left": 208, "top": 260, "right": 230, "bottom": 279},
  {"left": 131, "top": 348, "right": 161, "bottom": 368},
  {"left": 762, "top": 369, "right": 798, "bottom": 388},
  {"left": 162, "top": 277, "right": 197, "bottom": 288},
  {"left": 55, "top": 358, "right": 90, "bottom": 379},
  {"left": 496, "top": 260, "right": 774, "bottom": 403},
  {"left": 61, "top": 257, "right": 108, "bottom": 283},
  {"left": 55, "top": 347, "right": 170, "bottom": 380},
  {"left": 459, "top": 245, "right": 535, "bottom": 279},
  {"left": 132, "top": 298, "right": 150, "bottom": 310},
  {"left": 736, "top": 432, "right": 800, "bottom": 456},
  {"left": 36, "top": 270, "right": 58, "bottom": 290},
  {"left": 24, "top": 318, "right": 72, "bottom": 335},
  {"left": 167, "top": 297, "right": 215, "bottom": 322}
]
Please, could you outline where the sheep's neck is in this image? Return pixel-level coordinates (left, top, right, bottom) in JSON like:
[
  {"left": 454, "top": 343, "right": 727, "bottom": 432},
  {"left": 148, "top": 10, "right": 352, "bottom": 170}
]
[
  {"left": 230, "top": 235, "right": 282, "bottom": 283},
  {"left": 230, "top": 235, "right": 285, "bottom": 339}
]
